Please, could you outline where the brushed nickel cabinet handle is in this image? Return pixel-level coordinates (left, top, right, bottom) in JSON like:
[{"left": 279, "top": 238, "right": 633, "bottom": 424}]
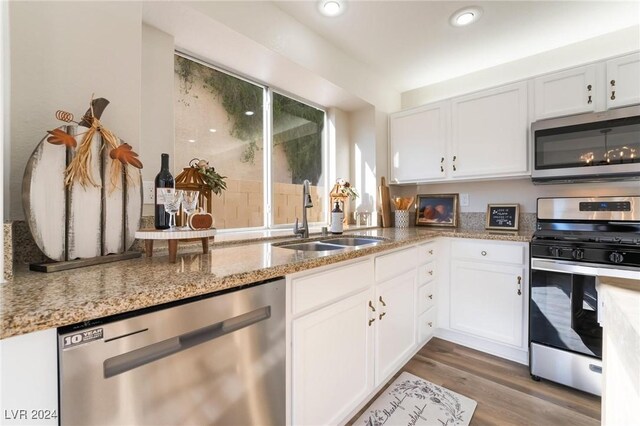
[
  {"left": 379, "top": 296, "right": 386, "bottom": 307},
  {"left": 428, "top": 270, "right": 433, "bottom": 276},
  {"left": 587, "top": 84, "right": 592, "bottom": 104},
  {"left": 379, "top": 312, "right": 386, "bottom": 320},
  {"left": 452, "top": 155, "right": 457, "bottom": 172},
  {"left": 428, "top": 294, "right": 433, "bottom": 300},
  {"left": 369, "top": 301, "right": 376, "bottom": 312},
  {"left": 428, "top": 322, "right": 433, "bottom": 328},
  {"left": 429, "top": 249, "right": 434, "bottom": 255},
  {"left": 369, "top": 318, "right": 375, "bottom": 326},
  {"left": 440, "top": 157, "right": 444, "bottom": 173}
]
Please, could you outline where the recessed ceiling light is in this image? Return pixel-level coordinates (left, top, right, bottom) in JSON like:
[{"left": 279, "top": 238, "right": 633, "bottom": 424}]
[
  {"left": 318, "top": 0, "right": 345, "bottom": 17},
  {"left": 188, "top": 139, "right": 196, "bottom": 143},
  {"left": 209, "top": 128, "right": 217, "bottom": 133},
  {"left": 450, "top": 6, "right": 482, "bottom": 27},
  {"left": 244, "top": 111, "right": 254, "bottom": 116}
]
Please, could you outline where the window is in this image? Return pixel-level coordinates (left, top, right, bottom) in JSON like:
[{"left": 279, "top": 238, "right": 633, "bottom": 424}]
[{"left": 174, "top": 53, "right": 327, "bottom": 230}]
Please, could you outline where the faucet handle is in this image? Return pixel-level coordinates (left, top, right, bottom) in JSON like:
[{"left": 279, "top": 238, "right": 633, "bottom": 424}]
[{"left": 293, "top": 218, "right": 300, "bottom": 235}]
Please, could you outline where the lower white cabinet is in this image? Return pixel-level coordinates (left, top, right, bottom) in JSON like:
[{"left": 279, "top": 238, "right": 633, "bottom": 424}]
[
  {"left": 291, "top": 288, "right": 374, "bottom": 426},
  {"left": 374, "top": 270, "right": 416, "bottom": 384},
  {"left": 450, "top": 260, "right": 525, "bottom": 347}
]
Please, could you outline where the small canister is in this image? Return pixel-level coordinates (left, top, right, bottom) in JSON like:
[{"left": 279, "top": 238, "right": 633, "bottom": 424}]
[{"left": 395, "top": 210, "right": 410, "bottom": 228}]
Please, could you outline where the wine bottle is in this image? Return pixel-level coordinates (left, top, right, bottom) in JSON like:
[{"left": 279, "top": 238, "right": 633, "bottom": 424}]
[{"left": 154, "top": 153, "right": 174, "bottom": 229}]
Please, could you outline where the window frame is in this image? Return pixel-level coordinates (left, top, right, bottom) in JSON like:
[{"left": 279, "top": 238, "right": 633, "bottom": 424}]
[{"left": 175, "top": 51, "right": 329, "bottom": 231}]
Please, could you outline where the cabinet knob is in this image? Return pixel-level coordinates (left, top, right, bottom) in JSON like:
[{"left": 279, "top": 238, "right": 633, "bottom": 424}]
[
  {"left": 481, "top": 250, "right": 487, "bottom": 256},
  {"left": 428, "top": 322, "right": 433, "bottom": 328},
  {"left": 378, "top": 296, "right": 387, "bottom": 307},
  {"left": 368, "top": 300, "right": 376, "bottom": 312}
]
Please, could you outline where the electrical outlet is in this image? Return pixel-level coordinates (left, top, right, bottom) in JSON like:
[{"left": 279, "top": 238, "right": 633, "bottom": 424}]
[
  {"left": 460, "top": 193, "right": 470, "bottom": 207},
  {"left": 143, "top": 181, "right": 155, "bottom": 205}
]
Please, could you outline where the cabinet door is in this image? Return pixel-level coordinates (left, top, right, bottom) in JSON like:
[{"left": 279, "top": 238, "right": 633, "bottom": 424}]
[
  {"left": 606, "top": 53, "right": 640, "bottom": 109},
  {"left": 450, "top": 260, "right": 524, "bottom": 347},
  {"left": 389, "top": 101, "right": 449, "bottom": 183},
  {"left": 375, "top": 270, "right": 416, "bottom": 385},
  {"left": 292, "top": 288, "right": 374, "bottom": 426},
  {"left": 451, "top": 82, "right": 528, "bottom": 178},
  {"left": 534, "top": 65, "right": 596, "bottom": 120}
]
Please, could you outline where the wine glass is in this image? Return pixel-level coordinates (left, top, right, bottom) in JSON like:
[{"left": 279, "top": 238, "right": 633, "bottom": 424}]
[
  {"left": 182, "top": 190, "right": 200, "bottom": 228},
  {"left": 161, "top": 188, "right": 183, "bottom": 230}
]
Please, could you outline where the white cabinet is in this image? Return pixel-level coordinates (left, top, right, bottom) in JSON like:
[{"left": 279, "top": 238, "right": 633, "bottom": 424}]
[
  {"left": 450, "top": 260, "right": 525, "bottom": 347},
  {"left": 606, "top": 52, "right": 640, "bottom": 109},
  {"left": 416, "top": 242, "right": 437, "bottom": 345},
  {"left": 291, "top": 288, "right": 374, "bottom": 426},
  {"left": 440, "top": 239, "right": 529, "bottom": 364},
  {"left": 0, "top": 329, "right": 59, "bottom": 426},
  {"left": 374, "top": 270, "right": 416, "bottom": 384},
  {"left": 450, "top": 82, "right": 529, "bottom": 178},
  {"left": 389, "top": 101, "right": 449, "bottom": 183},
  {"left": 534, "top": 65, "right": 597, "bottom": 120}
]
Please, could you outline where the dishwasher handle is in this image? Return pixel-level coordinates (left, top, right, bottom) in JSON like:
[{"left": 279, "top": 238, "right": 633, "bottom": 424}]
[{"left": 104, "top": 306, "right": 271, "bottom": 378}]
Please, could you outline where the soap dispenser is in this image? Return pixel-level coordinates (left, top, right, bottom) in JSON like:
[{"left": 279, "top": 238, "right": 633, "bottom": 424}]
[{"left": 330, "top": 201, "right": 344, "bottom": 234}]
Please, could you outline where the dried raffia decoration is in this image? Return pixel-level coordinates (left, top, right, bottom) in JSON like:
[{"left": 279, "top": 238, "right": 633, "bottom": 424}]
[{"left": 63, "top": 97, "right": 143, "bottom": 191}]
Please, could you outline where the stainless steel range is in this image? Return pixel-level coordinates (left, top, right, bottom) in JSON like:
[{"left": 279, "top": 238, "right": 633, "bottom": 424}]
[{"left": 529, "top": 196, "right": 640, "bottom": 396}]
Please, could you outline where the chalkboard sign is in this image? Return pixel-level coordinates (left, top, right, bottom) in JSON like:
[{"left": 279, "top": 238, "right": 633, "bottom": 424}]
[{"left": 486, "top": 204, "right": 519, "bottom": 230}]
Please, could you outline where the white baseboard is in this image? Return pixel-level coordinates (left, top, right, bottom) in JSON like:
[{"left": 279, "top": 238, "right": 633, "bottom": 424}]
[{"left": 435, "top": 328, "right": 529, "bottom": 365}]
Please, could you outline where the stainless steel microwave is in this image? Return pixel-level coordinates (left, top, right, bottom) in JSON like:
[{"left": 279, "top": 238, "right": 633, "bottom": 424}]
[{"left": 531, "top": 105, "right": 640, "bottom": 184}]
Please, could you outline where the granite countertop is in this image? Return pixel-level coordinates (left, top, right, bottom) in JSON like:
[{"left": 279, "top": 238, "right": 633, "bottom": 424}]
[{"left": 0, "top": 227, "right": 532, "bottom": 340}]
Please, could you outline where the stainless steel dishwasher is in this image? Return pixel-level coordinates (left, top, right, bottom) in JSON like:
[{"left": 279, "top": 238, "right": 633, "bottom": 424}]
[{"left": 58, "top": 278, "right": 285, "bottom": 426}]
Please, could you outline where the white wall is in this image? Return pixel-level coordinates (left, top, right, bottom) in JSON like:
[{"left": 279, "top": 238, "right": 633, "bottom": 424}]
[
  {"left": 8, "top": 1, "right": 142, "bottom": 220},
  {"left": 402, "top": 25, "right": 640, "bottom": 109},
  {"left": 391, "top": 178, "right": 640, "bottom": 214},
  {"left": 349, "top": 106, "right": 377, "bottom": 216}
]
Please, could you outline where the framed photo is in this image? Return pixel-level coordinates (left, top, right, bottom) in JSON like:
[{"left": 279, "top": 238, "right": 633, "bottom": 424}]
[
  {"left": 486, "top": 204, "right": 520, "bottom": 231},
  {"left": 416, "top": 194, "right": 459, "bottom": 227}
]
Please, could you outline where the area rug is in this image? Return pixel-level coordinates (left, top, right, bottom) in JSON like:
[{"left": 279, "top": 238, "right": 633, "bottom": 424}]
[{"left": 354, "top": 372, "right": 477, "bottom": 426}]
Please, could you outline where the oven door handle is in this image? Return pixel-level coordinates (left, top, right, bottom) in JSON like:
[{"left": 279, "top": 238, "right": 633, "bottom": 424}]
[{"left": 531, "top": 258, "right": 600, "bottom": 276}]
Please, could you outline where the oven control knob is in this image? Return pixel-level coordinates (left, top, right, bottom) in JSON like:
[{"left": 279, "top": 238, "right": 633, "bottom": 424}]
[
  {"left": 609, "top": 252, "right": 624, "bottom": 264},
  {"left": 549, "top": 247, "right": 562, "bottom": 257},
  {"left": 571, "top": 248, "right": 584, "bottom": 260}
]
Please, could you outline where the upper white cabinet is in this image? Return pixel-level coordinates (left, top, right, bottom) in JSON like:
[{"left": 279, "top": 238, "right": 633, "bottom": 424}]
[
  {"left": 534, "top": 65, "right": 597, "bottom": 120},
  {"left": 451, "top": 81, "right": 529, "bottom": 178},
  {"left": 389, "top": 101, "right": 449, "bottom": 183},
  {"left": 606, "top": 52, "right": 640, "bottom": 109}
]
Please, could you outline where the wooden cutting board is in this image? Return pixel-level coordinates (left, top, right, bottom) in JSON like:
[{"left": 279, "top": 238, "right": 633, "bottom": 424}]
[{"left": 379, "top": 176, "right": 392, "bottom": 227}]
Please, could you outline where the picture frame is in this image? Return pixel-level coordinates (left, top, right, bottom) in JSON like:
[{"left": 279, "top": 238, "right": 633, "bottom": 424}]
[
  {"left": 416, "top": 194, "right": 459, "bottom": 227},
  {"left": 486, "top": 203, "right": 520, "bottom": 231}
]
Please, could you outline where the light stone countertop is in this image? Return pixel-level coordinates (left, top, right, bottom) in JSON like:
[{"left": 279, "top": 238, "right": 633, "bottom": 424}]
[{"left": 0, "top": 227, "right": 532, "bottom": 340}]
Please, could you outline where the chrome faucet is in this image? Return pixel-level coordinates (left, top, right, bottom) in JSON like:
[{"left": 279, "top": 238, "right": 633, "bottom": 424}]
[{"left": 293, "top": 179, "right": 313, "bottom": 238}]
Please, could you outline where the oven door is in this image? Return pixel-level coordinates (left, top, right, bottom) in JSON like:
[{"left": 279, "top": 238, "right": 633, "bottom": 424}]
[{"left": 530, "top": 258, "right": 602, "bottom": 358}]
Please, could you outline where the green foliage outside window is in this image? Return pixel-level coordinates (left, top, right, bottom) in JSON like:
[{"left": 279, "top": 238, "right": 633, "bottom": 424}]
[{"left": 175, "top": 55, "right": 324, "bottom": 185}]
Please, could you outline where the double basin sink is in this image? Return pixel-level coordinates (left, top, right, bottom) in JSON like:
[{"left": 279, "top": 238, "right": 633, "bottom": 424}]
[{"left": 273, "top": 236, "right": 387, "bottom": 252}]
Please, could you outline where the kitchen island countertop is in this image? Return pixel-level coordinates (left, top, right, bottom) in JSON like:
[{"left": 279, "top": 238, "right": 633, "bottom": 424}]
[{"left": 0, "top": 227, "right": 532, "bottom": 339}]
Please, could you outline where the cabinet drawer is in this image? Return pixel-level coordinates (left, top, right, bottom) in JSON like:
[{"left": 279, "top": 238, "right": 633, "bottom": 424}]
[
  {"left": 418, "top": 282, "right": 435, "bottom": 315},
  {"left": 418, "top": 308, "right": 437, "bottom": 343},
  {"left": 375, "top": 247, "right": 417, "bottom": 282},
  {"left": 292, "top": 260, "right": 373, "bottom": 315},
  {"left": 417, "top": 242, "right": 437, "bottom": 263},
  {"left": 417, "top": 261, "right": 436, "bottom": 285},
  {"left": 451, "top": 240, "right": 524, "bottom": 265}
]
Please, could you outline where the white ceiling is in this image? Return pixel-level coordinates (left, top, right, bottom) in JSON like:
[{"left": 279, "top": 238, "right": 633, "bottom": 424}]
[{"left": 273, "top": 1, "right": 640, "bottom": 93}]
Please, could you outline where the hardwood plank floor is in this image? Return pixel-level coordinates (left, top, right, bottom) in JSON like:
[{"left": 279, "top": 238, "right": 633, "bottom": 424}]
[{"left": 347, "top": 338, "right": 601, "bottom": 425}]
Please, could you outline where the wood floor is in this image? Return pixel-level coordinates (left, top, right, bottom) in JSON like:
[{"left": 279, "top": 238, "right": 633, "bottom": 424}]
[{"left": 348, "top": 338, "right": 601, "bottom": 425}]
